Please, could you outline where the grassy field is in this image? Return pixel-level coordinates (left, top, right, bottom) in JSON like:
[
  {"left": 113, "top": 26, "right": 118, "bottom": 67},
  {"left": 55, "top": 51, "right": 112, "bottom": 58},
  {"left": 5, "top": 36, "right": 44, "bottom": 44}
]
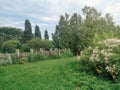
[{"left": 0, "top": 57, "right": 119, "bottom": 90}]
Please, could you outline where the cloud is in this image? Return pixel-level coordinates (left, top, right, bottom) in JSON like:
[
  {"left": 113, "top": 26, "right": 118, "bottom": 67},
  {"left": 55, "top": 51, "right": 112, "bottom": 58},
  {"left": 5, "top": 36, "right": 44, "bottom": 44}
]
[
  {"left": 81, "top": 0, "right": 101, "bottom": 7},
  {"left": 0, "top": 20, "right": 24, "bottom": 28},
  {"left": 41, "top": 16, "right": 59, "bottom": 22},
  {"left": 104, "top": 0, "right": 120, "bottom": 24},
  {"left": 0, "top": 0, "right": 120, "bottom": 39}
]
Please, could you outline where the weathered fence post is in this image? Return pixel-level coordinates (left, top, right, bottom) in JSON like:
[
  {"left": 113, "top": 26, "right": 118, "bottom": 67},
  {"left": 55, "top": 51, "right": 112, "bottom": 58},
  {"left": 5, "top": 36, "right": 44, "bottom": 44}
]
[
  {"left": 68, "top": 48, "right": 70, "bottom": 53},
  {"left": 30, "top": 49, "right": 34, "bottom": 54},
  {"left": 15, "top": 49, "right": 20, "bottom": 59},
  {"left": 40, "top": 48, "right": 42, "bottom": 53},
  {"left": 6, "top": 53, "right": 12, "bottom": 65},
  {"left": 58, "top": 48, "right": 60, "bottom": 56},
  {"left": 50, "top": 48, "right": 52, "bottom": 54},
  {"left": 54, "top": 48, "right": 58, "bottom": 55},
  {"left": 40, "top": 48, "right": 43, "bottom": 53},
  {"left": 35, "top": 50, "right": 38, "bottom": 54}
]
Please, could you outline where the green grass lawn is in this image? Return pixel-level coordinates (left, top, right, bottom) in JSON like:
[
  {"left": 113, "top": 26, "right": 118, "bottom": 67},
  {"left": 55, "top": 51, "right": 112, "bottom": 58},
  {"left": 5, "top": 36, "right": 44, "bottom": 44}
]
[{"left": 0, "top": 57, "right": 119, "bottom": 90}]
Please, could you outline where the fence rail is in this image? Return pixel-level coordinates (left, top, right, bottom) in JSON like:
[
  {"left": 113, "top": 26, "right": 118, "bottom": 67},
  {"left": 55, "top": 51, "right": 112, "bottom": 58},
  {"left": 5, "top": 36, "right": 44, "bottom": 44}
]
[
  {"left": 0, "top": 48, "right": 70, "bottom": 65},
  {"left": 0, "top": 54, "right": 7, "bottom": 58}
]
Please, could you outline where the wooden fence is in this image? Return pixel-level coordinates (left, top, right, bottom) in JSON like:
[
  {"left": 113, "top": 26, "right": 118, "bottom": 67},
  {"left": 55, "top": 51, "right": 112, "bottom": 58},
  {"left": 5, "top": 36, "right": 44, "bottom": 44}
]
[
  {"left": 0, "top": 48, "right": 70, "bottom": 65},
  {"left": 14, "top": 48, "right": 62, "bottom": 59},
  {"left": 0, "top": 53, "right": 12, "bottom": 65}
]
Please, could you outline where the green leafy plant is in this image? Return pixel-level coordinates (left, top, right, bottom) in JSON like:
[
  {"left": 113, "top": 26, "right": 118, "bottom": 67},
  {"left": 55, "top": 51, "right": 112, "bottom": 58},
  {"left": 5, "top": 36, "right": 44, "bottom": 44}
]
[
  {"left": 1, "top": 40, "right": 21, "bottom": 53},
  {"left": 49, "top": 53, "right": 62, "bottom": 59},
  {"left": 61, "top": 50, "right": 74, "bottom": 58},
  {"left": 27, "top": 54, "right": 35, "bottom": 62},
  {"left": 35, "top": 53, "right": 48, "bottom": 61}
]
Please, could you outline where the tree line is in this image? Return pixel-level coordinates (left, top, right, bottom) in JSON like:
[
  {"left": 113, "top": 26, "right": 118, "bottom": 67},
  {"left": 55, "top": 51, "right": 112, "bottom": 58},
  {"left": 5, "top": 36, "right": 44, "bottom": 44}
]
[
  {"left": 0, "top": 6, "right": 120, "bottom": 54},
  {"left": 23, "top": 19, "right": 49, "bottom": 43},
  {"left": 0, "top": 20, "right": 51, "bottom": 53},
  {"left": 0, "top": 20, "right": 49, "bottom": 44}
]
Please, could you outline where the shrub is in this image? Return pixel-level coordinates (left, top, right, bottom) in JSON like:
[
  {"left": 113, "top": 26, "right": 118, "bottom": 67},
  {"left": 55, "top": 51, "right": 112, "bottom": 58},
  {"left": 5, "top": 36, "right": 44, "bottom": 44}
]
[
  {"left": 27, "top": 38, "right": 55, "bottom": 51},
  {"left": 1, "top": 40, "right": 21, "bottom": 53},
  {"left": 27, "top": 53, "right": 48, "bottom": 62},
  {"left": 61, "top": 50, "right": 74, "bottom": 58},
  {"left": 34, "top": 53, "right": 48, "bottom": 61},
  {"left": 27, "top": 54, "right": 35, "bottom": 62},
  {"left": 49, "top": 53, "right": 62, "bottom": 59},
  {"left": 78, "top": 46, "right": 94, "bottom": 73},
  {"left": 79, "top": 39, "right": 120, "bottom": 82},
  {"left": 21, "top": 44, "right": 30, "bottom": 52}
]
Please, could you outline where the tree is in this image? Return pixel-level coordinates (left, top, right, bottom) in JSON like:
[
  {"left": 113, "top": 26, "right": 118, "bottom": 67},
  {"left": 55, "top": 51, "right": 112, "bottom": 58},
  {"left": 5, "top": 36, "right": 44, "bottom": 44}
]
[
  {"left": 52, "top": 13, "right": 70, "bottom": 49},
  {"left": 23, "top": 19, "right": 33, "bottom": 43},
  {"left": 0, "top": 27, "right": 23, "bottom": 50},
  {"left": 0, "top": 27, "right": 23, "bottom": 40},
  {"left": 82, "top": 6, "right": 101, "bottom": 22},
  {"left": 44, "top": 30, "right": 49, "bottom": 40},
  {"left": 35, "top": 25, "right": 41, "bottom": 39},
  {"left": 69, "top": 13, "right": 83, "bottom": 54},
  {"left": 53, "top": 13, "right": 83, "bottom": 54}
]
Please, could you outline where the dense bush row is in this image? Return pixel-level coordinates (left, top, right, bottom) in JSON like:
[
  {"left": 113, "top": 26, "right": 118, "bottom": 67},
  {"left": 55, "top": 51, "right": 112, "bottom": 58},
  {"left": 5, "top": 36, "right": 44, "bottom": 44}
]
[{"left": 1, "top": 39, "right": 54, "bottom": 53}]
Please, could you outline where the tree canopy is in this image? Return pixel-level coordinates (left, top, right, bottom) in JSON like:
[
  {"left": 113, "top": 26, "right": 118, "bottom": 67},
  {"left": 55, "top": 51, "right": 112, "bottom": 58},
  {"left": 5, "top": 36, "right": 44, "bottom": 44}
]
[
  {"left": 0, "top": 27, "right": 23, "bottom": 49},
  {"left": 23, "top": 19, "right": 33, "bottom": 43},
  {"left": 44, "top": 30, "right": 49, "bottom": 40}
]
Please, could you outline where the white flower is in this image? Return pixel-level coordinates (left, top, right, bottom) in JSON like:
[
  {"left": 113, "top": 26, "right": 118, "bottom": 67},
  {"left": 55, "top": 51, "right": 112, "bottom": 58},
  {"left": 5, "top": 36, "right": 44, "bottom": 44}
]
[
  {"left": 105, "top": 66, "right": 110, "bottom": 72},
  {"left": 101, "top": 50, "right": 105, "bottom": 54},
  {"left": 104, "top": 56, "right": 109, "bottom": 61}
]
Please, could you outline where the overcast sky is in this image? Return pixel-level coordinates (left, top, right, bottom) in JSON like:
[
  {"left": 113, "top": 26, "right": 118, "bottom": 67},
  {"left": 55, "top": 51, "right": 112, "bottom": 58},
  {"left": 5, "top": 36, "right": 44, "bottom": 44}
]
[{"left": 0, "top": 0, "right": 120, "bottom": 39}]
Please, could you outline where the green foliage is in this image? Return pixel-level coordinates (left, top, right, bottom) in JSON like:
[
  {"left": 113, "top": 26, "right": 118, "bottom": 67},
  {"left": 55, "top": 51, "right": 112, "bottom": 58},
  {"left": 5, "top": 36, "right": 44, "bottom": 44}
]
[
  {"left": 0, "top": 27, "right": 23, "bottom": 50},
  {"left": 49, "top": 49, "right": 73, "bottom": 59},
  {"left": 39, "top": 40, "right": 54, "bottom": 50},
  {"left": 1, "top": 40, "right": 21, "bottom": 53},
  {"left": 27, "top": 38, "right": 41, "bottom": 50},
  {"left": 27, "top": 53, "right": 48, "bottom": 62},
  {"left": 78, "top": 47, "right": 94, "bottom": 73},
  {"left": 61, "top": 50, "right": 74, "bottom": 58},
  {"left": 27, "top": 54, "right": 36, "bottom": 62},
  {"left": 27, "top": 38, "right": 54, "bottom": 50},
  {"left": 49, "top": 53, "right": 62, "bottom": 59},
  {"left": 21, "top": 44, "right": 30, "bottom": 52},
  {"left": 0, "top": 27, "right": 23, "bottom": 40},
  {"left": 35, "top": 53, "right": 48, "bottom": 60}
]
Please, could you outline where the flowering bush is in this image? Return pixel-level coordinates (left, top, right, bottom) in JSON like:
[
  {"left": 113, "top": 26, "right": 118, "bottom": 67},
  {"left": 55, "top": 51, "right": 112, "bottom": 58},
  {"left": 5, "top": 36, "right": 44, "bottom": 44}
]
[{"left": 79, "top": 39, "right": 120, "bottom": 81}]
